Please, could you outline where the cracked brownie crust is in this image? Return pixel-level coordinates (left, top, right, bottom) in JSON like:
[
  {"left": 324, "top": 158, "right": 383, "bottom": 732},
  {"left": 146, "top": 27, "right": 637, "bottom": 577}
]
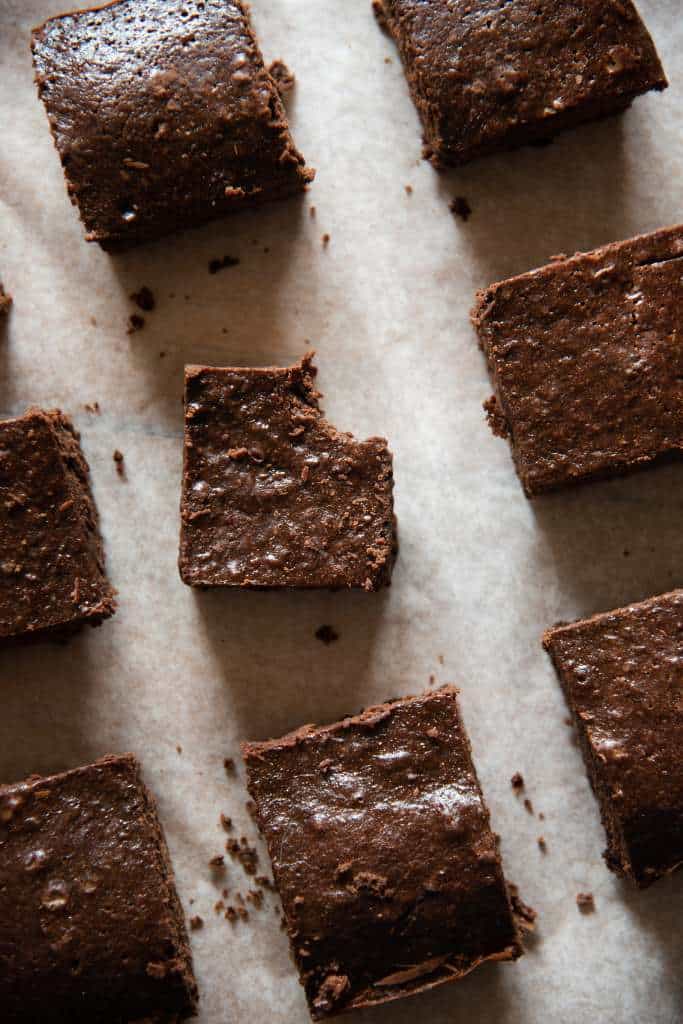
[
  {"left": 32, "top": 0, "right": 314, "bottom": 249},
  {"left": 243, "top": 688, "right": 528, "bottom": 1019},
  {"left": 472, "top": 224, "right": 683, "bottom": 496},
  {"left": 0, "top": 754, "right": 198, "bottom": 1023},
  {"left": 544, "top": 590, "right": 683, "bottom": 888},
  {"left": 179, "top": 356, "right": 397, "bottom": 590},
  {"left": 374, "top": 0, "right": 667, "bottom": 166},
  {"left": 0, "top": 409, "right": 115, "bottom": 645}
]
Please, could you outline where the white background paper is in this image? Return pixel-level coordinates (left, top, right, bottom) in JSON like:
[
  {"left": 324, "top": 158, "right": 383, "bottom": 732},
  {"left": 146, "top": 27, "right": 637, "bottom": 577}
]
[{"left": 1, "top": 1, "right": 682, "bottom": 1021}]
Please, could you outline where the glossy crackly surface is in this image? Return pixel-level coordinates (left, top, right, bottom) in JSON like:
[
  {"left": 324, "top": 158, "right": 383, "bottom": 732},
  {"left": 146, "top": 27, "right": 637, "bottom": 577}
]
[
  {"left": 375, "top": 0, "right": 666, "bottom": 165},
  {"left": 0, "top": 754, "right": 198, "bottom": 1023},
  {"left": 243, "top": 688, "right": 523, "bottom": 1018},
  {"left": 544, "top": 590, "right": 683, "bottom": 887},
  {"left": 472, "top": 224, "right": 683, "bottom": 496},
  {"left": 0, "top": 409, "right": 115, "bottom": 644},
  {"left": 179, "top": 357, "right": 396, "bottom": 590},
  {"left": 31, "top": 0, "right": 313, "bottom": 248}
]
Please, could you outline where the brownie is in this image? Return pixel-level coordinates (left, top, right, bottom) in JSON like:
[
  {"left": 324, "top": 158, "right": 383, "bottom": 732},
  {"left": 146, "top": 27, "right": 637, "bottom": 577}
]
[
  {"left": 179, "top": 356, "right": 397, "bottom": 590},
  {"left": 243, "top": 688, "right": 528, "bottom": 1019},
  {"left": 0, "top": 754, "right": 198, "bottom": 1022},
  {"left": 544, "top": 590, "right": 683, "bottom": 888},
  {"left": 472, "top": 224, "right": 683, "bottom": 496},
  {"left": 31, "top": 0, "right": 314, "bottom": 249},
  {"left": 0, "top": 408, "right": 116, "bottom": 645},
  {"left": 0, "top": 283, "right": 11, "bottom": 314},
  {"left": 374, "top": 0, "right": 667, "bottom": 166}
]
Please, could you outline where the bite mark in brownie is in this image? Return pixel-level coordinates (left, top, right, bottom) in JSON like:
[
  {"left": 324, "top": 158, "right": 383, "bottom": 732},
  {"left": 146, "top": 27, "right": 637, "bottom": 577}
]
[
  {"left": 0, "top": 408, "right": 115, "bottom": 645},
  {"left": 472, "top": 224, "right": 683, "bottom": 496},
  {"left": 242, "top": 688, "right": 528, "bottom": 1019},
  {"left": 0, "top": 754, "right": 198, "bottom": 1023},
  {"left": 31, "top": 0, "right": 314, "bottom": 249},
  {"left": 179, "top": 355, "right": 397, "bottom": 590},
  {"left": 544, "top": 589, "right": 683, "bottom": 887},
  {"left": 374, "top": 0, "right": 666, "bottom": 166}
]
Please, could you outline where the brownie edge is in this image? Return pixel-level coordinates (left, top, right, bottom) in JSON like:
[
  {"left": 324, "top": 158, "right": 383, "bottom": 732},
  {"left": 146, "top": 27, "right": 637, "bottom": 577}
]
[{"left": 243, "top": 688, "right": 529, "bottom": 1018}]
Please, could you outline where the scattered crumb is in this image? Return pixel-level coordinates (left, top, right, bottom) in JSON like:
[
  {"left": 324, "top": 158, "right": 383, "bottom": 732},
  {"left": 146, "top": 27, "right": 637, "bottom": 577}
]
[
  {"left": 509, "top": 884, "right": 537, "bottom": 934},
  {"left": 404, "top": 184, "right": 413, "bottom": 195},
  {"left": 220, "top": 814, "right": 233, "bottom": 832},
  {"left": 176, "top": 745, "right": 183, "bottom": 755},
  {"left": 437, "top": 654, "right": 444, "bottom": 665},
  {"left": 623, "top": 549, "right": 630, "bottom": 557},
  {"left": 269, "top": 59, "right": 295, "bottom": 95},
  {"left": 127, "top": 313, "right": 145, "bottom": 334},
  {"left": 384, "top": 56, "right": 392, "bottom": 64},
  {"left": 263, "top": 246, "right": 270, "bottom": 254},
  {"left": 89, "top": 315, "right": 96, "bottom": 326},
  {"left": 112, "top": 450, "right": 125, "bottom": 477},
  {"left": 511, "top": 772, "right": 524, "bottom": 792},
  {"left": 247, "top": 889, "right": 264, "bottom": 908},
  {"left": 321, "top": 233, "right": 330, "bottom": 247},
  {"left": 246, "top": 800, "right": 257, "bottom": 819},
  {"left": 209, "top": 255, "right": 240, "bottom": 275},
  {"left": 576, "top": 892, "right": 595, "bottom": 914},
  {"left": 537, "top": 836, "right": 547, "bottom": 853},
  {"left": 255, "top": 875, "right": 274, "bottom": 890},
  {"left": 539, "top": 811, "right": 545, "bottom": 821},
  {"left": 209, "top": 855, "right": 225, "bottom": 869},
  {"left": 84, "top": 401, "right": 100, "bottom": 414},
  {"left": 224, "top": 758, "right": 236, "bottom": 773},
  {"left": 523, "top": 798, "right": 534, "bottom": 815},
  {"left": 214, "top": 899, "right": 225, "bottom": 914},
  {"left": 309, "top": 206, "right": 316, "bottom": 219},
  {"left": 226, "top": 837, "right": 259, "bottom": 876},
  {"left": 449, "top": 196, "right": 472, "bottom": 221},
  {"left": 159, "top": 351, "right": 166, "bottom": 358},
  {"left": 130, "top": 285, "right": 155, "bottom": 311},
  {"left": 315, "top": 624, "right": 339, "bottom": 645},
  {"left": 189, "top": 915, "right": 204, "bottom": 930}
]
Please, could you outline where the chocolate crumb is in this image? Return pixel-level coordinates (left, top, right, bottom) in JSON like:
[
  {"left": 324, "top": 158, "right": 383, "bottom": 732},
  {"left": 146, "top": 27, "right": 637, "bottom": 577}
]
[
  {"left": 209, "top": 255, "right": 240, "bottom": 275},
  {"left": 537, "top": 836, "right": 547, "bottom": 853},
  {"left": 315, "top": 624, "right": 339, "bottom": 645},
  {"left": 309, "top": 206, "right": 316, "bottom": 219},
  {"left": 225, "top": 905, "right": 237, "bottom": 922},
  {"left": 224, "top": 758, "right": 236, "bottom": 773},
  {"left": 321, "top": 233, "right": 330, "bottom": 247},
  {"left": 449, "top": 196, "right": 472, "bottom": 221},
  {"left": 84, "top": 402, "right": 100, "bottom": 414},
  {"left": 176, "top": 745, "right": 182, "bottom": 754},
  {"left": 226, "top": 837, "right": 259, "bottom": 876},
  {"left": 112, "top": 450, "right": 125, "bottom": 477},
  {"left": 127, "top": 313, "right": 145, "bottom": 334},
  {"left": 523, "top": 798, "right": 534, "bottom": 815},
  {"left": 576, "top": 892, "right": 595, "bottom": 914},
  {"left": 511, "top": 772, "right": 524, "bottom": 792},
  {"left": 209, "top": 855, "right": 225, "bottom": 869},
  {"left": 220, "top": 814, "right": 233, "bottom": 832},
  {"left": 405, "top": 184, "right": 413, "bottom": 195},
  {"left": 246, "top": 800, "right": 257, "bottom": 819},
  {"left": 255, "top": 875, "right": 274, "bottom": 890},
  {"left": 268, "top": 59, "right": 295, "bottom": 96},
  {"left": 130, "top": 286, "right": 156, "bottom": 311},
  {"left": 189, "top": 915, "right": 204, "bottom": 930}
]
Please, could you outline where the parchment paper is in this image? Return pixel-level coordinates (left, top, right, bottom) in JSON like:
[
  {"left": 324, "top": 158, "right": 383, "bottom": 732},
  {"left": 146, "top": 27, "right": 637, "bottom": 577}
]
[{"left": 1, "top": 1, "right": 682, "bottom": 1021}]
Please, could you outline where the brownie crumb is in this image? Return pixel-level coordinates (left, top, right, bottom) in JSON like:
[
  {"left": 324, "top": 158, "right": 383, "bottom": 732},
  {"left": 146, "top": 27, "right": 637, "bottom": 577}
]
[
  {"left": 84, "top": 401, "right": 100, "bottom": 414},
  {"left": 176, "top": 745, "right": 183, "bottom": 755},
  {"left": 404, "top": 184, "right": 413, "bottom": 195},
  {"left": 449, "top": 196, "right": 472, "bottom": 221},
  {"left": 247, "top": 889, "right": 264, "bottom": 908},
  {"left": 321, "top": 233, "right": 330, "bottom": 247},
  {"left": 246, "top": 800, "right": 257, "bottom": 819},
  {"left": 537, "top": 836, "right": 547, "bottom": 853},
  {"left": 224, "top": 758, "right": 236, "bottom": 773},
  {"left": 309, "top": 206, "right": 316, "bottom": 219},
  {"left": 209, "top": 255, "right": 240, "bottom": 275},
  {"left": 189, "top": 915, "right": 204, "bottom": 930},
  {"left": 255, "top": 874, "right": 274, "bottom": 890},
  {"left": 511, "top": 772, "right": 524, "bottom": 792},
  {"left": 315, "top": 624, "right": 339, "bottom": 645},
  {"left": 523, "top": 798, "right": 534, "bottom": 815},
  {"left": 576, "top": 892, "right": 595, "bottom": 914},
  {"left": 112, "top": 450, "right": 125, "bottom": 477},
  {"left": 268, "top": 59, "right": 295, "bottom": 96},
  {"left": 130, "top": 286, "right": 156, "bottom": 311},
  {"left": 209, "top": 855, "right": 225, "bottom": 869},
  {"left": 220, "top": 814, "right": 233, "bottom": 832},
  {"left": 127, "top": 313, "right": 145, "bottom": 334},
  {"left": 226, "top": 837, "right": 259, "bottom": 876}
]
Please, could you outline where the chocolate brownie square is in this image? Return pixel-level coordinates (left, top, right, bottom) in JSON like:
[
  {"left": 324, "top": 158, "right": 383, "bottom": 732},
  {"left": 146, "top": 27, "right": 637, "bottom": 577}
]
[
  {"left": 374, "top": 0, "right": 667, "bottom": 166},
  {"left": 179, "top": 356, "right": 397, "bottom": 590},
  {"left": 0, "top": 754, "right": 198, "bottom": 1022},
  {"left": 0, "top": 409, "right": 116, "bottom": 645},
  {"left": 32, "top": 0, "right": 314, "bottom": 249},
  {"left": 472, "top": 224, "right": 683, "bottom": 496},
  {"left": 544, "top": 590, "right": 683, "bottom": 887},
  {"left": 243, "top": 688, "right": 529, "bottom": 1019}
]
